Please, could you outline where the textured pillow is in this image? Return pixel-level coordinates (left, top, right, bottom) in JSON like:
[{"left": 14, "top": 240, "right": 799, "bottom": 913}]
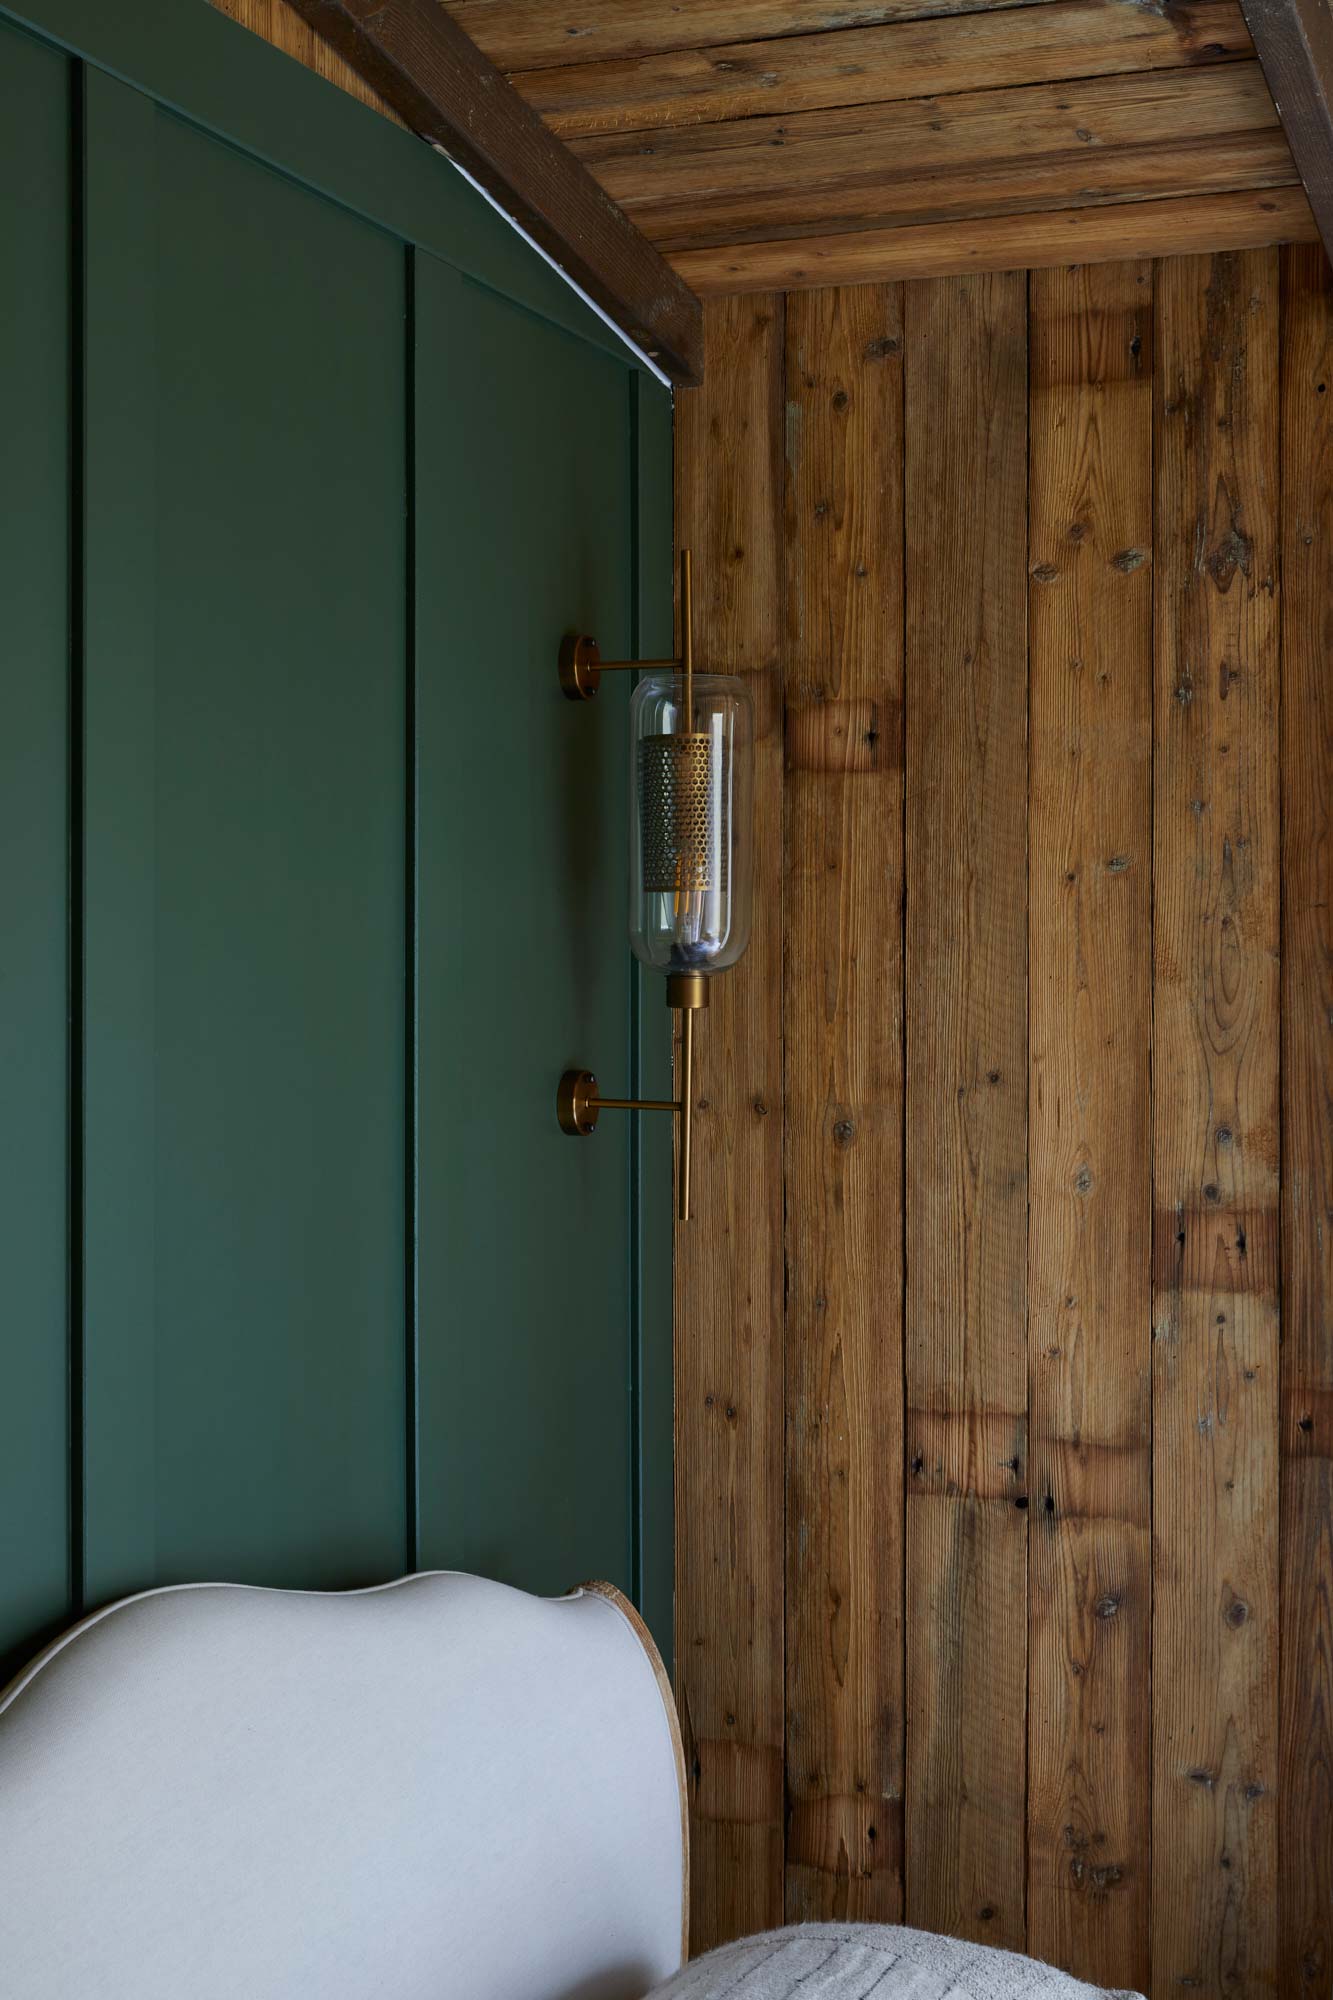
[{"left": 648, "top": 1925, "right": 1146, "bottom": 2000}]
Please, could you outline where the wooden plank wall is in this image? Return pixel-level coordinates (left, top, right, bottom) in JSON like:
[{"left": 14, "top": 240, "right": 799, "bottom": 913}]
[{"left": 674, "top": 247, "right": 1333, "bottom": 1997}]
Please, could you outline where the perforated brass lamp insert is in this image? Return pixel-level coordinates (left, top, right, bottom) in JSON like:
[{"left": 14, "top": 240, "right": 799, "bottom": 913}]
[{"left": 556, "top": 550, "right": 754, "bottom": 1221}]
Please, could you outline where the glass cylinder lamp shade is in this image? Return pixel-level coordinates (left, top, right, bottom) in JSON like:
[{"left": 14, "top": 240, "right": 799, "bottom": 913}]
[{"left": 629, "top": 671, "right": 754, "bottom": 980}]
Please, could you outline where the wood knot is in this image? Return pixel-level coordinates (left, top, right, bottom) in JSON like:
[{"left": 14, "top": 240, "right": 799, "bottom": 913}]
[
  {"left": 1206, "top": 524, "right": 1253, "bottom": 591},
  {"left": 832, "top": 1118, "right": 855, "bottom": 1148}
]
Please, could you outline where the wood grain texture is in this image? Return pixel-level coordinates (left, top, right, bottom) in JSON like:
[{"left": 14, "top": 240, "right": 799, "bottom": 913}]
[
  {"left": 213, "top": 0, "right": 1305, "bottom": 306},
  {"left": 673, "top": 253, "right": 1333, "bottom": 1992},
  {"left": 1151, "top": 249, "right": 1280, "bottom": 1997},
  {"left": 782, "top": 284, "right": 905, "bottom": 1924},
  {"left": 1277, "top": 239, "right": 1333, "bottom": 1999},
  {"left": 674, "top": 294, "right": 787, "bottom": 1953},
  {"left": 1026, "top": 261, "right": 1153, "bottom": 1990},
  {"left": 450, "top": 0, "right": 1067, "bottom": 73},
  {"left": 903, "top": 270, "right": 1029, "bottom": 1951},
  {"left": 671, "top": 188, "right": 1317, "bottom": 294},
  {"left": 574, "top": 64, "right": 1289, "bottom": 253},
  {"left": 526, "top": 1, "right": 1252, "bottom": 138},
  {"left": 280, "top": 0, "right": 705, "bottom": 381},
  {"left": 1240, "top": 0, "right": 1333, "bottom": 274}
]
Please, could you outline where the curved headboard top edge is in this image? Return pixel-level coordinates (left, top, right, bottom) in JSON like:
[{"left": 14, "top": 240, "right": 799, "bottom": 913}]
[
  {"left": 0, "top": 1570, "right": 687, "bottom": 2000},
  {"left": 0, "top": 1570, "right": 473, "bottom": 1714}
]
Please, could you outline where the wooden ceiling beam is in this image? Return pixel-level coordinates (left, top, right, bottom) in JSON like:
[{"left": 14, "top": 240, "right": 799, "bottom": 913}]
[
  {"left": 1240, "top": 0, "right": 1333, "bottom": 266},
  {"left": 284, "top": 0, "right": 704, "bottom": 383}
]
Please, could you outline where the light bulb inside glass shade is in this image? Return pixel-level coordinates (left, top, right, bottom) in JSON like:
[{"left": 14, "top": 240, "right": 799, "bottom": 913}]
[{"left": 629, "top": 670, "right": 754, "bottom": 979}]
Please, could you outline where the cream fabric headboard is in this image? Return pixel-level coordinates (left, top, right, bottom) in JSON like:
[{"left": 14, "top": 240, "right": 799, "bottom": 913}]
[{"left": 0, "top": 1572, "right": 687, "bottom": 2000}]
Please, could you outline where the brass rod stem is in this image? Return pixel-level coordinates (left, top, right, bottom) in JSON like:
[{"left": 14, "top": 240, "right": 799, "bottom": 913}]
[
  {"left": 594, "top": 1095, "right": 679, "bottom": 1114},
  {"left": 681, "top": 548, "right": 693, "bottom": 730},
  {"left": 678, "top": 1004, "right": 694, "bottom": 1223}
]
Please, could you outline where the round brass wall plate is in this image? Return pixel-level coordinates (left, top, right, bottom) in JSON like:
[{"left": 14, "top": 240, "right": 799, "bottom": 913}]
[
  {"left": 557, "top": 1069, "right": 600, "bottom": 1135},
  {"left": 559, "top": 633, "right": 602, "bottom": 701}
]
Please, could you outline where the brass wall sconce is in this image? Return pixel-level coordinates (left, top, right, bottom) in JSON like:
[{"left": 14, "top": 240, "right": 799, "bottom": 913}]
[{"left": 556, "top": 550, "right": 753, "bottom": 1221}]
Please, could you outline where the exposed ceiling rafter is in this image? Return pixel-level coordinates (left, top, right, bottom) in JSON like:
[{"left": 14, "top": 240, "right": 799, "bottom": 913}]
[
  {"left": 284, "top": 0, "right": 704, "bottom": 384},
  {"left": 1240, "top": 0, "right": 1333, "bottom": 269}
]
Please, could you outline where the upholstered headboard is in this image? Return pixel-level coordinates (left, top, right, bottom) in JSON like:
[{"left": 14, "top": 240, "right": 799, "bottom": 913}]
[{"left": 0, "top": 1572, "right": 687, "bottom": 2000}]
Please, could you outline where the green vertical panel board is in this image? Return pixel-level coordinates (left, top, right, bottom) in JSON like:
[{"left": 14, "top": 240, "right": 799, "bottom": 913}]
[
  {"left": 630, "top": 373, "right": 676, "bottom": 1663},
  {"left": 415, "top": 254, "right": 635, "bottom": 1598},
  {"left": 83, "top": 77, "right": 408, "bottom": 1595},
  {"left": 81, "top": 69, "right": 160, "bottom": 1609},
  {"left": 0, "top": 24, "right": 72, "bottom": 1676}
]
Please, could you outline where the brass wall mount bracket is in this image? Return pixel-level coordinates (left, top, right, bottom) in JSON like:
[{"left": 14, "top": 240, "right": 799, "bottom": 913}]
[
  {"left": 558, "top": 549, "right": 694, "bottom": 701},
  {"left": 558, "top": 974, "right": 707, "bottom": 1221},
  {"left": 557, "top": 1070, "right": 677, "bottom": 1138},
  {"left": 558, "top": 634, "right": 604, "bottom": 702}
]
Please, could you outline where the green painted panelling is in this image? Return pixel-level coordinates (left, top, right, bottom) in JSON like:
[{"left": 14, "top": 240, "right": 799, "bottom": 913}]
[
  {"left": 84, "top": 79, "right": 408, "bottom": 1597},
  {"left": 414, "top": 253, "right": 636, "bottom": 1601},
  {"left": 0, "top": 24, "right": 72, "bottom": 1678},
  {"left": 0, "top": 0, "right": 641, "bottom": 374},
  {"left": 0, "top": 0, "right": 676, "bottom": 1681},
  {"left": 151, "top": 106, "right": 408, "bottom": 1585},
  {"left": 630, "top": 374, "right": 677, "bottom": 1666},
  {"left": 80, "top": 70, "right": 161, "bottom": 1609}
]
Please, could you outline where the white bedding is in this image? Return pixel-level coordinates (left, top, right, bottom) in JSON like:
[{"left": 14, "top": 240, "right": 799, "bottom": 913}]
[{"left": 648, "top": 1925, "right": 1144, "bottom": 2000}]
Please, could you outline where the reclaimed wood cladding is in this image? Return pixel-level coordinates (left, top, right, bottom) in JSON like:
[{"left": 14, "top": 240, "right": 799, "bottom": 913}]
[
  {"left": 1151, "top": 248, "right": 1280, "bottom": 1996},
  {"left": 674, "top": 248, "right": 1333, "bottom": 1995},
  {"left": 1278, "top": 241, "right": 1333, "bottom": 2000},
  {"left": 783, "top": 283, "right": 906, "bottom": 1925},
  {"left": 902, "top": 270, "right": 1029, "bottom": 1949},
  {"left": 1027, "top": 260, "right": 1153, "bottom": 1990}
]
